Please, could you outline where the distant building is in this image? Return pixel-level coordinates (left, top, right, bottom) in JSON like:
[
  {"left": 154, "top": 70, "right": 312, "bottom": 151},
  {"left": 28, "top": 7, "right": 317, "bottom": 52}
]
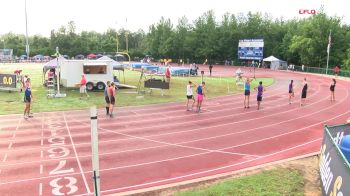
[{"left": 0, "top": 49, "right": 13, "bottom": 62}]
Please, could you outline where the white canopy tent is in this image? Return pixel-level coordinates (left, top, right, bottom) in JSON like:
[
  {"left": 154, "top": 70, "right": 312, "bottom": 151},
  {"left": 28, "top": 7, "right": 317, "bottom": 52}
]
[{"left": 263, "top": 56, "right": 287, "bottom": 70}]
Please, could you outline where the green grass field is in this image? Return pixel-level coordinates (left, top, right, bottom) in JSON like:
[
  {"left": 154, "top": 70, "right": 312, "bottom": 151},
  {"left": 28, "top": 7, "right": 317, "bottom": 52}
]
[
  {"left": 0, "top": 63, "right": 273, "bottom": 115},
  {"left": 176, "top": 168, "right": 304, "bottom": 196}
]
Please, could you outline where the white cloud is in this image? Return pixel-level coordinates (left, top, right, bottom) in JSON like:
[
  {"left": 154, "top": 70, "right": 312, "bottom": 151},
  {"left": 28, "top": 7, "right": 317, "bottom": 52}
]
[{"left": 0, "top": 0, "right": 347, "bottom": 37}]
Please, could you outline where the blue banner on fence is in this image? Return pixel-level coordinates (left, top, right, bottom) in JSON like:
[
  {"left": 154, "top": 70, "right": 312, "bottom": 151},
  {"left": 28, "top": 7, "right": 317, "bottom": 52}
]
[{"left": 320, "top": 125, "right": 350, "bottom": 196}]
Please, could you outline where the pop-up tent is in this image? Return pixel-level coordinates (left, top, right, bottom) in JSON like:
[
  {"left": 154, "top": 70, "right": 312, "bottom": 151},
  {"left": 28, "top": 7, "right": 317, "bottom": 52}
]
[
  {"left": 98, "top": 56, "right": 126, "bottom": 83},
  {"left": 87, "top": 53, "right": 97, "bottom": 59},
  {"left": 263, "top": 56, "right": 287, "bottom": 70},
  {"left": 42, "top": 56, "right": 66, "bottom": 74}
]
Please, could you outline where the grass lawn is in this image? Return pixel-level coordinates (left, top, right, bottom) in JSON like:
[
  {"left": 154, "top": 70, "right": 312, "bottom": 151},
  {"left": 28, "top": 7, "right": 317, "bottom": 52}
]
[
  {"left": 0, "top": 63, "right": 273, "bottom": 115},
  {"left": 176, "top": 168, "right": 304, "bottom": 196}
]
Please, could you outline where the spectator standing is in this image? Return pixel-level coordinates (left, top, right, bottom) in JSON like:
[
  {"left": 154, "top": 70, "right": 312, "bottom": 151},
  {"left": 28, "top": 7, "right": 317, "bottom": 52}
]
[
  {"left": 209, "top": 64, "right": 213, "bottom": 76},
  {"left": 80, "top": 74, "right": 89, "bottom": 99},
  {"left": 165, "top": 65, "right": 171, "bottom": 83},
  {"left": 334, "top": 65, "right": 340, "bottom": 76}
]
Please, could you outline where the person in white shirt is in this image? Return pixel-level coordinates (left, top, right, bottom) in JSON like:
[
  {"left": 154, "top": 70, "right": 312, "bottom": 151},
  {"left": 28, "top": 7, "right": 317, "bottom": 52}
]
[{"left": 186, "top": 81, "right": 196, "bottom": 111}]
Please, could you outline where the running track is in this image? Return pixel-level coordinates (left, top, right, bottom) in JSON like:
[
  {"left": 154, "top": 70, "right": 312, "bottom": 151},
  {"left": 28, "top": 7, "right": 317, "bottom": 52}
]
[{"left": 0, "top": 66, "right": 349, "bottom": 195}]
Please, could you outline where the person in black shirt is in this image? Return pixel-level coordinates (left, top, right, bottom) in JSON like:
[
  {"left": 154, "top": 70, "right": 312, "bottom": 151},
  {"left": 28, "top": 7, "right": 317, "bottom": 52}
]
[
  {"left": 209, "top": 64, "right": 213, "bottom": 76},
  {"left": 300, "top": 78, "right": 308, "bottom": 106},
  {"left": 330, "top": 78, "right": 336, "bottom": 102}
]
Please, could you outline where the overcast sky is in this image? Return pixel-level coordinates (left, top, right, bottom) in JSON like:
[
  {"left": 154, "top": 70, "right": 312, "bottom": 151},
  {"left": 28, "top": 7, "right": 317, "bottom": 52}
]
[{"left": 0, "top": 0, "right": 347, "bottom": 37}]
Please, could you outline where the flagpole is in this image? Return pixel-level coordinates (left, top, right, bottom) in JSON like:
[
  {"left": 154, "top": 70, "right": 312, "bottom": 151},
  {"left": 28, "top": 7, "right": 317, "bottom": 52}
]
[
  {"left": 326, "top": 30, "right": 331, "bottom": 75},
  {"left": 25, "top": 0, "right": 30, "bottom": 60}
]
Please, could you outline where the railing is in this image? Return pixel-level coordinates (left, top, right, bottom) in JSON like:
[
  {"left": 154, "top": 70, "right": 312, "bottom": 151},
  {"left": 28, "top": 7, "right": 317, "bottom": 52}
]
[{"left": 292, "top": 65, "right": 350, "bottom": 78}]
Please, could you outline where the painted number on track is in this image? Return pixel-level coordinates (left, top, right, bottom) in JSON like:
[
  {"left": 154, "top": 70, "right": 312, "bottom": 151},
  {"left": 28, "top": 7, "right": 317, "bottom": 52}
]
[
  {"left": 50, "top": 177, "right": 78, "bottom": 195},
  {"left": 49, "top": 160, "right": 74, "bottom": 175},
  {"left": 48, "top": 146, "right": 70, "bottom": 159}
]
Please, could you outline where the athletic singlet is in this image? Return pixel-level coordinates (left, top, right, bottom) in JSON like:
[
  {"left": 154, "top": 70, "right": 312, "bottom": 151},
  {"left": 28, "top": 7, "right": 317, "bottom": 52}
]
[
  {"left": 197, "top": 85, "right": 203, "bottom": 95},
  {"left": 302, "top": 83, "right": 308, "bottom": 92},
  {"left": 25, "top": 88, "right": 31, "bottom": 97},
  {"left": 244, "top": 83, "right": 250, "bottom": 91},
  {"left": 257, "top": 85, "right": 263, "bottom": 97},
  {"left": 289, "top": 83, "right": 293, "bottom": 91}
]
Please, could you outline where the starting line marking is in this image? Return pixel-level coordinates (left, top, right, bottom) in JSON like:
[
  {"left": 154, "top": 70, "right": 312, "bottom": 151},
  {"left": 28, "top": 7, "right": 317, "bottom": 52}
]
[
  {"left": 39, "top": 183, "right": 43, "bottom": 195},
  {"left": 2, "top": 154, "right": 8, "bottom": 163}
]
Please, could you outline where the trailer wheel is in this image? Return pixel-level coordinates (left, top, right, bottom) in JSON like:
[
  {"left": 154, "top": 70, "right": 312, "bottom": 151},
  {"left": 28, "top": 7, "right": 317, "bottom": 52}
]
[
  {"left": 86, "top": 82, "right": 94, "bottom": 91},
  {"left": 96, "top": 82, "right": 105, "bottom": 90}
]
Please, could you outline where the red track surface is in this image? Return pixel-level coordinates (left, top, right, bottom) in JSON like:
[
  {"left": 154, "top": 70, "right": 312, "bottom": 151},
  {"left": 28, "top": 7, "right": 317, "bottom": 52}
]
[{"left": 1, "top": 66, "right": 350, "bottom": 195}]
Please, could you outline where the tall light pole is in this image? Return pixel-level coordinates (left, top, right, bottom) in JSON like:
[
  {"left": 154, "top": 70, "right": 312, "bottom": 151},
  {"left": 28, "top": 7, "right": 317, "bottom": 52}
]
[
  {"left": 125, "top": 31, "right": 129, "bottom": 53},
  {"left": 125, "top": 18, "right": 128, "bottom": 53},
  {"left": 25, "top": 0, "right": 30, "bottom": 59},
  {"left": 116, "top": 29, "right": 119, "bottom": 53},
  {"left": 115, "top": 22, "right": 119, "bottom": 53}
]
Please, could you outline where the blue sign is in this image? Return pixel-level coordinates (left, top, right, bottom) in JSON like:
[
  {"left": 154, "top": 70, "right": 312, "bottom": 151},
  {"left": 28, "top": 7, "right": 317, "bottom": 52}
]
[{"left": 238, "top": 39, "right": 264, "bottom": 60}]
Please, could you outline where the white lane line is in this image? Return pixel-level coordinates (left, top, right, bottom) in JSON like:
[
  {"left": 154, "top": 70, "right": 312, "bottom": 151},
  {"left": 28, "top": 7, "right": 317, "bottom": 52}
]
[
  {"left": 12, "top": 132, "right": 16, "bottom": 139},
  {"left": 0, "top": 87, "right": 347, "bottom": 185},
  {"left": 0, "top": 83, "right": 340, "bottom": 167},
  {"left": 95, "top": 138, "right": 325, "bottom": 195},
  {"left": 84, "top": 93, "right": 349, "bottom": 173},
  {"left": 40, "top": 151, "right": 43, "bottom": 159},
  {"left": 0, "top": 83, "right": 301, "bottom": 153},
  {"left": 40, "top": 165, "right": 43, "bottom": 174},
  {"left": 39, "top": 183, "right": 43, "bottom": 195},
  {"left": 63, "top": 113, "right": 91, "bottom": 194},
  {"left": 1, "top": 87, "right": 347, "bottom": 170},
  {"left": 8, "top": 142, "right": 12, "bottom": 150},
  {"left": 0, "top": 84, "right": 284, "bottom": 141},
  {"left": 41, "top": 139, "right": 43, "bottom": 146},
  {"left": 2, "top": 154, "right": 8, "bottom": 163}
]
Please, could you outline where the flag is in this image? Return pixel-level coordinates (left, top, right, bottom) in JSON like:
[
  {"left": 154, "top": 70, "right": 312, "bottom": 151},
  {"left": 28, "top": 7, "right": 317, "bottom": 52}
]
[{"left": 327, "top": 31, "right": 331, "bottom": 54}]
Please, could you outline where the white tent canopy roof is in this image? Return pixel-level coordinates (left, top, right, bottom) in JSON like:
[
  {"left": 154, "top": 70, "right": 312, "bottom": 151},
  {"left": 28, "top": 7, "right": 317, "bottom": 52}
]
[{"left": 263, "top": 56, "right": 280, "bottom": 62}]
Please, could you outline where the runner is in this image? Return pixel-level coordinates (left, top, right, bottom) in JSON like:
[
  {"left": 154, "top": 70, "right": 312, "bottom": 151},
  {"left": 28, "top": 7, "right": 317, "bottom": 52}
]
[
  {"left": 104, "top": 81, "right": 111, "bottom": 115},
  {"left": 244, "top": 77, "right": 251, "bottom": 108},
  {"left": 196, "top": 82, "right": 205, "bottom": 113},
  {"left": 288, "top": 80, "right": 294, "bottom": 104},
  {"left": 254, "top": 81, "right": 265, "bottom": 110},
  {"left": 300, "top": 78, "right": 308, "bottom": 106},
  {"left": 23, "top": 86, "right": 33, "bottom": 119},
  {"left": 109, "top": 82, "right": 116, "bottom": 118},
  {"left": 330, "top": 78, "right": 336, "bottom": 102},
  {"left": 186, "top": 81, "right": 196, "bottom": 111}
]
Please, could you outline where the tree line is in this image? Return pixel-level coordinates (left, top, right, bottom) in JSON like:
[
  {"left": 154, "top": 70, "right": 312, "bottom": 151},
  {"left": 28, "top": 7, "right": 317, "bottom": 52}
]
[{"left": 1, "top": 10, "right": 350, "bottom": 69}]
